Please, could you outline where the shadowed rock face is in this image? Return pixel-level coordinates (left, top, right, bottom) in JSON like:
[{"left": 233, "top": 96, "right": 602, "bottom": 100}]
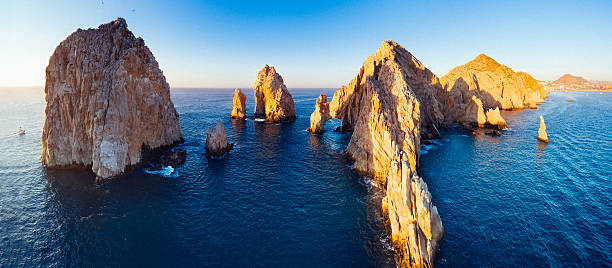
[
  {"left": 441, "top": 54, "right": 545, "bottom": 111},
  {"left": 41, "top": 18, "right": 182, "bottom": 179},
  {"left": 230, "top": 88, "right": 247, "bottom": 119},
  {"left": 317, "top": 41, "right": 444, "bottom": 267},
  {"left": 253, "top": 65, "right": 296, "bottom": 122},
  {"left": 205, "top": 121, "right": 233, "bottom": 156}
]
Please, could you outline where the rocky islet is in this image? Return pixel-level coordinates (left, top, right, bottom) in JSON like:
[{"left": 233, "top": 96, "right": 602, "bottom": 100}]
[{"left": 41, "top": 18, "right": 183, "bottom": 180}]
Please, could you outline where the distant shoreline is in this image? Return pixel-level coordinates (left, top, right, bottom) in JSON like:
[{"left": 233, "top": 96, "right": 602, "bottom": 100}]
[{"left": 548, "top": 89, "right": 612, "bottom": 92}]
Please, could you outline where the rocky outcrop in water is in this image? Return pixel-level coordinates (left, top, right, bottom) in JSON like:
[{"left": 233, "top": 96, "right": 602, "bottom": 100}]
[
  {"left": 308, "top": 93, "right": 331, "bottom": 133},
  {"left": 319, "top": 41, "right": 444, "bottom": 267},
  {"left": 537, "top": 115, "right": 549, "bottom": 143},
  {"left": 205, "top": 121, "right": 233, "bottom": 156},
  {"left": 440, "top": 54, "right": 545, "bottom": 111},
  {"left": 485, "top": 107, "right": 507, "bottom": 129},
  {"left": 383, "top": 152, "right": 444, "bottom": 267},
  {"left": 253, "top": 65, "right": 296, "bottom": 122},
  {"left": 230, "top": 88, "right": 247, "bottom": 119},
  {"left": 41, "top": 18, "right": 182, "bottom": 179}
]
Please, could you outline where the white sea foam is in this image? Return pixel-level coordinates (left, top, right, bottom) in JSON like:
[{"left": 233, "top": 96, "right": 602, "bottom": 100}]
[{"left": 144, "top": 165, "right": 179, "bottom": 178}]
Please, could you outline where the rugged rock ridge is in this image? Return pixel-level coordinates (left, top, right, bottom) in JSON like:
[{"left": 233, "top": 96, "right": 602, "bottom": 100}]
[
  {"left": 230, "top": 88, "right": 247, "bottom": 119},
  {"left": 329, "top": 42, "right": 445, "bottom": 139},
  {"left": 440, "top": 54, "right": 545, "bottom": 111},
  {"left": 41, "top": 18, "right": 182, "bottom": 179},
  {"left": 317, "top": 41, "right": 444, "bottom": 267},
  {"left": 253, "top": 65, "right": 296, "bottom": 122}
]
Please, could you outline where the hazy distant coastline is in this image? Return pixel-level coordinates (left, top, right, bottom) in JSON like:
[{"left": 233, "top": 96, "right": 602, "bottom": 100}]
[{"left": 539, "top": 74, "right": 612, "bottom": 92}]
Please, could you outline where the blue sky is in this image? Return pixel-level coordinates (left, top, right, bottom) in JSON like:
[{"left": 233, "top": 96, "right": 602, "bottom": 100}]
[{"left": 2, "top": 0, "right": 611, "bottom": 87}]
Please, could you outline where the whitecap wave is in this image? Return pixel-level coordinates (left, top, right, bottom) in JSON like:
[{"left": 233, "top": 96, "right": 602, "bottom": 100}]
[{"left": 144, "top": 165, "right": 179, "bottom": 178}]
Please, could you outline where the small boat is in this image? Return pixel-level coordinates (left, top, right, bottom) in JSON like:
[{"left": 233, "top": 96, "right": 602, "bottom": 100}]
[{"left": 16, "top": 127, "right": 26, "bottom": 136}]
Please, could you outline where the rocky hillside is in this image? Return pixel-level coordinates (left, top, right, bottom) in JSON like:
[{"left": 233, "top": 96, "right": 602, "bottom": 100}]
[{"left": 440, "top": 54, "right": 546, "bottom": 110}]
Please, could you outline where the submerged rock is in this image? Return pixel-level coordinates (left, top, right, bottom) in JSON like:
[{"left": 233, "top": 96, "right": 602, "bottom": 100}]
[
  {"left": 230, "top": 88, "right": 247, "bottom": 119},
  {"left": 537, "top": 115, "right": 549, "bottom": 143},
  {"left": 205, "top": 121, "right": 233, "bottom": 157},
  {"left": 253, "top": 65, "right": 296, "bottom": 122},
  {"left": 307, "top": 93, "right": 331, "bottom": 133},
  {"left": 158, "top": 149, "right": 187, "bottom": 167},
  {"left": 485, "top": 107, "right": 507, "bottom": 129},
  {"left": 41, "top": 18, "right": 182, "bottom": 179}
]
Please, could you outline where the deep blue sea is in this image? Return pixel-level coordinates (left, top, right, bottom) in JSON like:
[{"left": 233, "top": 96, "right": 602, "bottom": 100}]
[{"left": 1, "top": 88, "right": 611, "bottom": 267}]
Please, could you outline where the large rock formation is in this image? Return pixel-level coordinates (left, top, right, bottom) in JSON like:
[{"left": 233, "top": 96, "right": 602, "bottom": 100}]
[
  {"left": 230, "top": 88, "right": 247, "bottom": 119},
  {"left": 307, "top": 93, "right": 331, "bottom": 133},
  {"left": 537, "top": 115, "right": 549, "bottom": 143},
  {"left": 316, "top": 41, "right": 444, "bottom": 267},
  {"left": 329, "top": 43, "right": 445, "bottom": 139},
  {"left": 41, "top": 18, "right": 182, "bottom": 179},
  {"left": 440, "top": 54, "right": 545, "bottom": 111},
  {"left": 205, "top": 121, "right": 233, "bottom": 156},
  {"left": 253, "top": 65, "right": 296, "bottom": 122}
]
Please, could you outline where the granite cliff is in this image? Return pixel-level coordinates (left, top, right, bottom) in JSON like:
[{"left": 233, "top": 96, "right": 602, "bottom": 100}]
[
  {"left": 314, "top": 41, "right": 444, "bottom": 267},
  {"left": 41, "top": 18, "right": 182, "bottom": 179},
  {"left": 253, "top": 65, "right": 296, "bottom": 122}
]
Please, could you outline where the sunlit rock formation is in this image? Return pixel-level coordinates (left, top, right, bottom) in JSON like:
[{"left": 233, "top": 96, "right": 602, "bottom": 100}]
[
  {"left": 253, "top": 65, "right": 296, "bottom": 122},
  {"left": 440, "top": 54, "right": 546, "bottom": 110},
  {"left": 537, "top": 115, "right": 549, "bottom": 143},
  {"left": 230, "top": 88, "right": 247, "bottom": 119},
  {"left": 485, "top": 107, "right": 507, "bottom": 129},
  {"left": 307, "top": 93, "right": 331, "bottom": 133},
  {"left": 205, "top": 121, "right": 233, "bottom": 156},
  {"left": 383, "top": 152, "right": 444, "bottom": 267},
  {"left": 315, "top": 41, "right": 444, "bottom": 267},
  {"left": 41, "top": 18, "right": 182, "bottom": 179}
]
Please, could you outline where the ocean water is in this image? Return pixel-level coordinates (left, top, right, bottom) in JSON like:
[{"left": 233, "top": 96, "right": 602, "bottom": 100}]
[
  {"left": 0, "top": 87, "right": 394, "bottom": 267},
  {"left": 420, "top": 91, "right": 612, "bottom": 266},
  {"left": 0, "top": 88, "right": 611, "bottom": 267}
]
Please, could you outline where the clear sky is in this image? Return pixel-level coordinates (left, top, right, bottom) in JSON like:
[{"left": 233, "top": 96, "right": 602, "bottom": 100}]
[{"left": 2, "top": 0, "right": 611, "bottom": 88}]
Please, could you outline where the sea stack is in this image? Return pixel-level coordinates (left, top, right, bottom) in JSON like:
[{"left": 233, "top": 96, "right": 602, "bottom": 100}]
[
  {"left": 253, "top": 65, "right": 296, "bottom": 122},
  {"left": 308, "top": 93, "right": 331, "bottom": 133},
  {"left": 41, "top": 18, "right": 182, "bottom": 179},
  {"left": 537, "top": 115, "right": 549, "bottom": 143},
  {"left": 230, "top": 88, "right": 247, "bottom": 119},
  {"left": 205, "top": 121, "right": 233, "bottom": 156},
  {"left": 318, "top": 41, "right": 444, "bottom": 267}
]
